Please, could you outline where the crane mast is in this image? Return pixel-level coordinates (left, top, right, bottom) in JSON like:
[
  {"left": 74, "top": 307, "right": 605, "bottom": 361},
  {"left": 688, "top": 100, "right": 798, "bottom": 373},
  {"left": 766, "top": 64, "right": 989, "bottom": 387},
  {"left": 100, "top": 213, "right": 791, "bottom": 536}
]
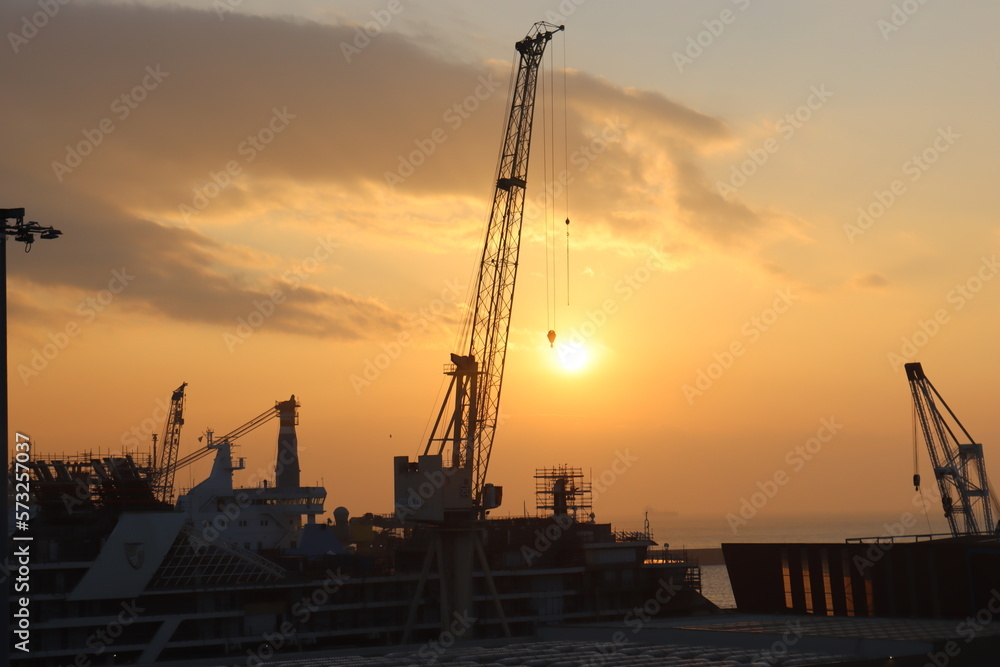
[
  {"left": 423, "top": 22, "right": 564, "bottom": 513},
  {"left": 905, "top": 362, "right": 997, "bottom": 536},
  {"left": 152, "top": 382, "right": 187, "bottom": 503}
]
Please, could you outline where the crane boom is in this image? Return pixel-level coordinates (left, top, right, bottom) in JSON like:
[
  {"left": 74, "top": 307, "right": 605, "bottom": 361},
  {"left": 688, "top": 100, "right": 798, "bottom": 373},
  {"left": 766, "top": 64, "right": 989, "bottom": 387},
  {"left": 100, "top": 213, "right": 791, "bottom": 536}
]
[
  {"left": 215, "top": 404, "right": 283, "bottom": 444},
  {"left": 423, "top": 21, "right": 564, "bottom": 512},
  {"left": 906, "top": 362, "right": 997, "bottom": 536},
  {"left": 164, "top": 404, "right": 282, "bottom": 484}
]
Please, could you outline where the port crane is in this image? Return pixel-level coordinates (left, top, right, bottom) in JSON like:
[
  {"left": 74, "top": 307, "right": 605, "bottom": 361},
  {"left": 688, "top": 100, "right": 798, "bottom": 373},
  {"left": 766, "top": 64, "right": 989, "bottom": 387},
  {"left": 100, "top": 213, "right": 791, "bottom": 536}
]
[
  {"left": 151, "top": 382, "right": 187, "bottom": 503},
  {"left": 421, "top": 21, "right": 565, "bottom": 517},
  {"left": 397, "top": 21, "right": 565, "bottom": 642},
  {"left": 905, "top": 362, "right": 999, "bottom": 536}
]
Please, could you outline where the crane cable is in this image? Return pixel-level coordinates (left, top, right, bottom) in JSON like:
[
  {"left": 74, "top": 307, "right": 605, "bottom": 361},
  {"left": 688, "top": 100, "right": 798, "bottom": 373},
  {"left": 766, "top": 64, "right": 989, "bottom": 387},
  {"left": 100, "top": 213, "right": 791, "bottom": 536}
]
[
  {"left": 563, "top": 31, "right": 570, "bottom": 307},
  {"left": 549, "top": 46, "right": 558, "bottom": 318},
  {"left": 538, "top": 45, "right": 556, "bottom": 346},
  {"left": 912, "top": 401, "right": 920, "bottom": 491},
  {"left": 549, "top": 45, "right": 556, "bottom": 327},
  {"left": 543, "top": 43, "right": 559, "bottom": 347},
  {"left": 545, "top": 33, "right": 571, "bottom": 348},
  {"left": 913, "top": 401, "right": 934, "bottom": 535}
]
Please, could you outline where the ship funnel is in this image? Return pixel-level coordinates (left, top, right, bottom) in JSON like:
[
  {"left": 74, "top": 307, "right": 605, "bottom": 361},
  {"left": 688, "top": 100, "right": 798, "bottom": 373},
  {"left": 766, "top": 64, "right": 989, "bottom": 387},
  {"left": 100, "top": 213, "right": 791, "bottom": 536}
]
[{"left": 275, "top": 395, "right": 300, "bottom": 488}]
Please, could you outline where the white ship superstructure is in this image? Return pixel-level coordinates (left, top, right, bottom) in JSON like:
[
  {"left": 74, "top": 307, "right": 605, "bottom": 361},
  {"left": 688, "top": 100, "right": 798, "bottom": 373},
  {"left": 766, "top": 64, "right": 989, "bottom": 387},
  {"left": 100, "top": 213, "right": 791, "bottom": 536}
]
[{"left": 177, "top": 396, "right": 329, "bottom": 554}]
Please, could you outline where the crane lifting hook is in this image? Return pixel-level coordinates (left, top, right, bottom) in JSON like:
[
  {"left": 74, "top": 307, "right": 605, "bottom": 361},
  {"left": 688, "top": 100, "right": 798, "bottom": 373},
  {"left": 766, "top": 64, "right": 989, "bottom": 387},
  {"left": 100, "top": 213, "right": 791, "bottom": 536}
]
[{"left": 547, "top": 330, "right": 556, "bottom": 348}]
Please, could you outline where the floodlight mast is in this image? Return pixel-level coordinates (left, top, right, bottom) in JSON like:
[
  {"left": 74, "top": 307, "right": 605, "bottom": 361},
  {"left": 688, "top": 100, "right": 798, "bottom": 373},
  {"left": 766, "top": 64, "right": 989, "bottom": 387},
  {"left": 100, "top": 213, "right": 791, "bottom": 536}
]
[{"left": 2, "top": 208, "right": 63, "bottom": 653}]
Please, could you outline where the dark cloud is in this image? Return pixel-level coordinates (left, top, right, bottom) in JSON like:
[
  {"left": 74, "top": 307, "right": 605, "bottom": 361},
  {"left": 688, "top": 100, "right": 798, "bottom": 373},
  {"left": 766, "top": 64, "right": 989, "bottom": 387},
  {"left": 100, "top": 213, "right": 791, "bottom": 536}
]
[
  {"left": 4, "top": 2, "right": 510, "bottom": 208},
  {"left": 3, "top": 2, "right": 762, "bottom": 243},
  {"left": 2, "top": 2, "right": 782, "bottom": 339},
  {"left": 1, "top": 166, "right": 404, "bottom": 340}
]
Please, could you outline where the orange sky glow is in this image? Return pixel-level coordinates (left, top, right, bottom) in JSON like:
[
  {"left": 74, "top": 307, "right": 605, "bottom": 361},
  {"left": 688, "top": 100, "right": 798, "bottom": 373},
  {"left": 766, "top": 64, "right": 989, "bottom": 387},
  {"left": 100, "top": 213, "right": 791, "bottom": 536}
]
[{"left": 4, "top": 1, "right": 999, "bottom": 541}]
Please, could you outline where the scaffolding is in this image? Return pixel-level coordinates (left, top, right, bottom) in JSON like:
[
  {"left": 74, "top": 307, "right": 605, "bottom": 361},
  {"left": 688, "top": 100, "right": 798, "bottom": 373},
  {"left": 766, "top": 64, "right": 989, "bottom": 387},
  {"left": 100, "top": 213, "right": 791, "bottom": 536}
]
[
  {"left": 534, "top": 465, "right": 593, "bottom": 521},
  {"left": 15, "top": 452, "right": 161, "bottom": 513}
]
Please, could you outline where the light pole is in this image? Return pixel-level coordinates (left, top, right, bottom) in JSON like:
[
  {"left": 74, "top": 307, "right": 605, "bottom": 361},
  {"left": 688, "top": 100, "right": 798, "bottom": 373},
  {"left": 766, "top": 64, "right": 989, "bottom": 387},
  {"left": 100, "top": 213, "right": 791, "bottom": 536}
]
[{"left": 2, "top": 208, "right": 62, "bottom": 655}]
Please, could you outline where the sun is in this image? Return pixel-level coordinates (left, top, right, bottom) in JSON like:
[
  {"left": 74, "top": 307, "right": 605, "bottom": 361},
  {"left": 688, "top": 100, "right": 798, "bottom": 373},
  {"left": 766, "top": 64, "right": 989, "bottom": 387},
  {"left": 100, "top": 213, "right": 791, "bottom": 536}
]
[{"left": 556, "top": 342, "right": 589, "bottom": 372}]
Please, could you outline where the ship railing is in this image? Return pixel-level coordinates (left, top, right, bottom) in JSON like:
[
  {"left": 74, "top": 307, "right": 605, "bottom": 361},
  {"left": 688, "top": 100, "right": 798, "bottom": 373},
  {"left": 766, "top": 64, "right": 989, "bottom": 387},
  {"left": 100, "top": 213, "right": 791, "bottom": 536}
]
[
  {"left": 644, "top": 547, "right": 703, "bottom": 592},
  {"left": 613, "top": 530, "right": 653, "bottom": 543},
  {"left": 844, "top": 531, "right": 993, "bottom": 545},
  {"left": 644, "top": 547, "right": 695, "bottom": 565}
]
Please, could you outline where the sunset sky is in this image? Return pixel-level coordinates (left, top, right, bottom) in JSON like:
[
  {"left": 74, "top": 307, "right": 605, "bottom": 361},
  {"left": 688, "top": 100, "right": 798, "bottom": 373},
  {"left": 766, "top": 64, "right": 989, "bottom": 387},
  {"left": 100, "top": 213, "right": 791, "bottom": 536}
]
[{"left": 4, "top": 0, "right": 999, "bottom": 540}]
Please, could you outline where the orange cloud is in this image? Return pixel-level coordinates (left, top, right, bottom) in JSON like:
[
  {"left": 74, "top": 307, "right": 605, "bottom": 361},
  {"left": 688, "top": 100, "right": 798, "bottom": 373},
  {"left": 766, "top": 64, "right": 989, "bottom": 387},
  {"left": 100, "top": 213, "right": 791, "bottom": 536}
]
[{"left": 4, "top": 3, "right": 796, "bottom": 345}]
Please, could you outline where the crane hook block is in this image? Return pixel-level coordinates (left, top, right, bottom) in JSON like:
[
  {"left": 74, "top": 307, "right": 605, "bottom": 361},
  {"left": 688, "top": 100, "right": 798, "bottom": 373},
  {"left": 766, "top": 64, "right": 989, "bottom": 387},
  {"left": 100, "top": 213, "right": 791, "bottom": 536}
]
[
  {"left": 913, "top": 473, "right": 920, "bottom": 491},
  {"left": 547, "top": 330, "right": 556, "bottom": 348}
]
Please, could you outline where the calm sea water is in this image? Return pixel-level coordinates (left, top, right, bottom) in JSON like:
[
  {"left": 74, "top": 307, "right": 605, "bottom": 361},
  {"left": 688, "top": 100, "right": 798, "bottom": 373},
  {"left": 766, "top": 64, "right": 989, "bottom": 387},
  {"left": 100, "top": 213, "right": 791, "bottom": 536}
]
[{"left": 700, "top": 564, "right": 735, "bottom": 609}]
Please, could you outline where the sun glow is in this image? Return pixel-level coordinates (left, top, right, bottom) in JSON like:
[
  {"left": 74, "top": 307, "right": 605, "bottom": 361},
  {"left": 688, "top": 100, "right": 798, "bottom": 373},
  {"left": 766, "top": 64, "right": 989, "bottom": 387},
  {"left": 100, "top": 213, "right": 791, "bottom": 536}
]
[{"left": 556, "top": 342, "right": 589, "bottom": 372}]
